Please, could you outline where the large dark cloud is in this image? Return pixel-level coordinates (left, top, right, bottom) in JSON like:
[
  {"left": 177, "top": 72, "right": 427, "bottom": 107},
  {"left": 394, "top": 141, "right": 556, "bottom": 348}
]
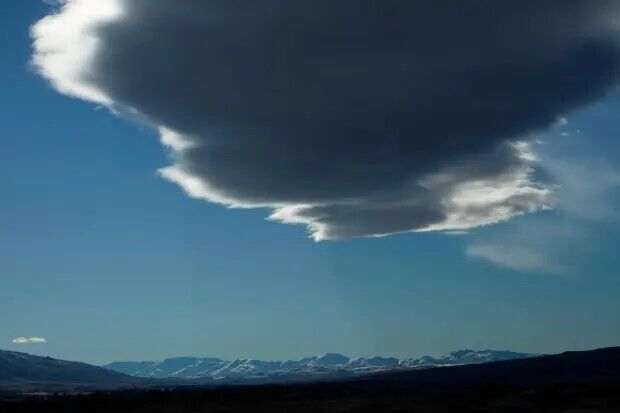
[{"left": 32, "top": 1, "right": 620, "bottom": 239}]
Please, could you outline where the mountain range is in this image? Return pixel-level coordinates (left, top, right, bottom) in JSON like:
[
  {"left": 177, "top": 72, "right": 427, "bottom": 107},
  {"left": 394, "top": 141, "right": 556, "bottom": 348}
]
[
  {"left": 104, "top": 349, "right": 535, "bottom": 382},
  {"left": 2, "top": 346, "right": 619, "bottom": 396}
]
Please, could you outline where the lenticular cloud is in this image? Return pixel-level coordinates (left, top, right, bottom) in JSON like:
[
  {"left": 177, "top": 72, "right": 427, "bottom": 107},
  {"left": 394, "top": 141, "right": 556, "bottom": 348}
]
[{"left": 31, "top": 0, "right": 620, "bottom": 239}]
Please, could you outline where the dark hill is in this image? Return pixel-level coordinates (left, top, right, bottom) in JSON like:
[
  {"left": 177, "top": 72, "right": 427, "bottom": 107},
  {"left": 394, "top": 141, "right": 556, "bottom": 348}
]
[
  {"left": 0, "top": 350, "right": 141, "bottom": 392},
  {"left": 357, "top": 346, "right": 620, "bottom": 389}
]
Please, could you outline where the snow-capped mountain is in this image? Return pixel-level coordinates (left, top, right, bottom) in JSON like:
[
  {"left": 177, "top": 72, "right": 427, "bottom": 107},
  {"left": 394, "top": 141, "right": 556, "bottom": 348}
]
[
  {"left": 104, "top": 349, "right": 536, "bottom": 382},
  {"left": 400, "top": 349, "right": 533, "bottom": 368}
]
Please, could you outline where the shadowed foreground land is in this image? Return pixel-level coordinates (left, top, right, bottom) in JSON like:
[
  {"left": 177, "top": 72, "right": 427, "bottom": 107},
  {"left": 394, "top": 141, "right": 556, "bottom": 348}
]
[
  {"left": 2, "top": 347, "right": 620, "bottom": 412},
  {"left": 2, "top": 381, "right": 620, "bottom": 412}
]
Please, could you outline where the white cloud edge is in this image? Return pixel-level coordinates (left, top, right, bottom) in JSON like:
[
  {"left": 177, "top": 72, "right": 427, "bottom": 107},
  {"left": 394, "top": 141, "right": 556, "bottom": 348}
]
[{"left": 465, "top": 129, "right": 620, "bottom": 274}]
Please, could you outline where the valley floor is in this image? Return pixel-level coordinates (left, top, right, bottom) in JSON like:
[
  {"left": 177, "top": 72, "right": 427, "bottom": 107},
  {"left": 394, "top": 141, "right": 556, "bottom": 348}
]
[{"left": 2, "top": 380, "right": 620, "bottom": 412}]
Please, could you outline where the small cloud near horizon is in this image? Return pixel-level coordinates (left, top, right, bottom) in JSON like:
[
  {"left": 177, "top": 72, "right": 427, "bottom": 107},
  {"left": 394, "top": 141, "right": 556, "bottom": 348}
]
[{"left": 12, "top": 337, "right": 47, "bottom": 344}]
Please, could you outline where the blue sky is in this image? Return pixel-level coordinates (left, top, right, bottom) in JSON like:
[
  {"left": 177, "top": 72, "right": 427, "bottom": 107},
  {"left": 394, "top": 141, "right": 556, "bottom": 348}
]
[{"left": 2, "top": 1, "right": 620, "bottom": 365}]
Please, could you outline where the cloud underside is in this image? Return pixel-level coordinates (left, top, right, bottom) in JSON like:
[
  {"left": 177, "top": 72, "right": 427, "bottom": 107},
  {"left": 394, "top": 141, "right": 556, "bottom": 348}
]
[
  {"left": 12, "top": 337, "right": 47, "bottom": 344},
  {"left": 31, "top": 1, "right": 620, "bottom": 239}
]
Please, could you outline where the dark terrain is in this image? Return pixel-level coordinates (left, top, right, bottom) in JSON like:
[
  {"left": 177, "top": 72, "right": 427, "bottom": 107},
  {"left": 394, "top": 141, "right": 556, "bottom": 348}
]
[
  {"left": 0, "top": 350, "right": 141, "bottom": 393},
  {"left": 1, "top": 347, "right": 619, "bottom": 412},
  {"left": 4, "top": 382, "right": 620, "bottom": 413}
]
